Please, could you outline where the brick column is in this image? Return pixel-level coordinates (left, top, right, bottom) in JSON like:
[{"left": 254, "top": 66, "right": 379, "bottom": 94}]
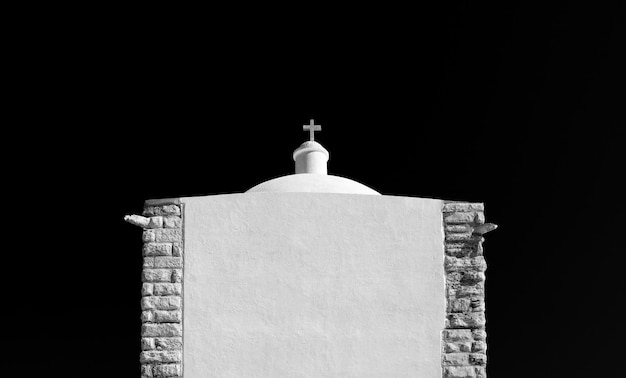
[
  {"left": 442, "top": 202, "right": 489, "bottom": 378},
  {"left": 140, "top": 200, "right": 183, "bottom": 378}
]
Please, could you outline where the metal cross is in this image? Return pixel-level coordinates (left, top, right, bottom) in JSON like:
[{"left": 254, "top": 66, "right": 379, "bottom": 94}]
[{"left": 303, "top": 119, "right": 321, "bottom": 141}]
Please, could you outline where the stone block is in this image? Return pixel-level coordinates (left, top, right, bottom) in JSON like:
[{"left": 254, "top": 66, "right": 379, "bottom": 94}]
[
  {"left": 445, "top": 224, "right": 473, "bottom": 233},
  {"left": 475, "top": 366, "right": 487, "bottom": 378},
  {"left": 446, "top": 271, "right": 462, "bottom": 284},
  {"left": 445, "top": 247, "right": 472, "bottom": 258},
  {"left": 143, "top": 205, "right": 181, "bottom": 217},
  {"left": 145, "top": 257, "right": 182, "bottom": 269},
  {"left": 142, "top": 323, "right": 182, "bottom": 337},
  {"left": 444, "top": 212, "right": 477, "bottom": 224},
  {"left": 443, "top": 342, "right": 458, "bottom": 353},
  {"left": 141, "top": 337, "right": 155, "bottom": 350},
  {"left": 141, "top": 310, "right": 154, "bottom": 322},
  {"left": 163, "top": 216, "right": 181, "bottom": 229},
  {"left": 442, "top": 329, "right": 473, "bottom": 342},
  {"left": 142, "top": 269, "right": 173, "bottom": 282},
  {"left": 155, "top": 229, "right": 182, "bottom": 243},
  {"left": 447, "top": 312, "right": 486, "bottom": 329},
  {"left": 445, "top": 233, "right": 475, "bottom": 242},
  {"left": 141, "top": 364, "right": 153, "bottom": 377},
  {"left": 460, "top": 271, "right": 485, "bottom": 285},
  {"left": 141, "top": 296, "right": 181, "bottom": 311},
  {"left": 449, "top": 298, "right": 471, "bottom": 313},
  {"left": 154, "top": 257, "right": 182, "bottom": 269},
  {"left": 448, "top": 245, "right": 483, "bottom": 260},
  {"left": 469, "top": 353, "right": 487, "bottom": 365},
  {"left": 155, "top": 337, "right": 183, "bottom": 350},
  {"left": 143, "top": 257, "right": 154, "bottom": 268},
  {"left": 153, "top": 283, "right": 182, "bottom": 296},
  {"left": 448, "top": 283, "right": 484, "bottom": 298},
  {"left": 445, "top": 256, "right": 487, "bottom": 272},
  {"left": 472, "top": 329, "right": 487, "bottom": 341},
  {"left": 143, "top": 243, "right": 173, "bottom": 257},
  {"left": 472, "top": 341, "right": 487, "bottom": 353},
  {"left": 459, "top": 342, "right": 472, "bottom": 353},
  {"left": 142, "top": 230, "right": 156, "bottom": 243},
  {"left": 148, "top": 216, "right": 164, "bottom": 228},
  {"left": 445, "top": 243, "right": 477, "bottom": 258},
  {"left": 444, "top": 341, "right": 471, "bottom": 353},
  {"left": 152, "top": 363, "right": 182, "bottom": 377},
  {"left": 142, "top": 283, "right": 153, "bottom": 296},
  {"left": 154, "top": 310, "right": 182, "bottom": 323},
  {"left": 140, "top": 350, "right": 182, "bottom": 364},
  {"left": 442, "top": 353, "right": 470, "bottom": 366},
  {"left": 443, "top": 203, "right": 484, "bottom": 212},
  {"left": 443, "top": 366, "right": 476, "bottom": 378}
]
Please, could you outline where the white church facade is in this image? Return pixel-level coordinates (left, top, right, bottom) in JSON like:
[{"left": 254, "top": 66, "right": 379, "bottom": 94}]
[{"left": 126, "top": 121, "right": 495, "bottom": 377}]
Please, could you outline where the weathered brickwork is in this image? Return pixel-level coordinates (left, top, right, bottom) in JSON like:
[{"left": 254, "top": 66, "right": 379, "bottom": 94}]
[
  {"left": 141, "top": 200, "right": 183, "bottom": 378},
  {"left": 442, "top": 202, "right": 489, "bottom": 378}
]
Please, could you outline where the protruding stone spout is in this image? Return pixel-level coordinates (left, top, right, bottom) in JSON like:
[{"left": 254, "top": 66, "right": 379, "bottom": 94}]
[
  {"left": 472, "top": 223, "right": 498, "bottom": 235},
  {"left": 124, "top": 214, "right": 150, "bottom": 228}
]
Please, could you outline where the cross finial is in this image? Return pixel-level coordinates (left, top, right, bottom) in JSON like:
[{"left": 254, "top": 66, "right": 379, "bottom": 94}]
[{"left": 303, "top": 119, "right": 321, "bottom": 141}]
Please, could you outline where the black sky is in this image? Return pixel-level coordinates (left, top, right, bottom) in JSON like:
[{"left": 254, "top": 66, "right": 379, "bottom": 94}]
[{"left": 8, "top": 3, "right": 624, "bottom": 377}]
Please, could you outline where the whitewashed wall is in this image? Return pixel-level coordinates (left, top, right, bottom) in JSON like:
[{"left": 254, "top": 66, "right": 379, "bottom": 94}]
[{"left": 182, "top": 193, "right": 445, "bottom": 377}]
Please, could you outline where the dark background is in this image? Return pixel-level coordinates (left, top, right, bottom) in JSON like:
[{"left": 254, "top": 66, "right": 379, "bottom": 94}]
[{"left": 8, "top": 2, "right": 624, "bottom": 377}]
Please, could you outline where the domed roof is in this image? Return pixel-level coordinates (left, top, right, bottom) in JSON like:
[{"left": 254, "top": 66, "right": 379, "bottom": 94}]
[
  {"left": 246, "top": 174, "right": 380, "bottom": 195},
  {"left": 245, "top": 129, "right": 380, "bottom": 195}
]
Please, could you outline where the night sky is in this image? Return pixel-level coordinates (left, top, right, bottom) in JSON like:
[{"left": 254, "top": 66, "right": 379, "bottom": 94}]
[{"left": 9, "top": 3, "right": 624, "bottom": 377}]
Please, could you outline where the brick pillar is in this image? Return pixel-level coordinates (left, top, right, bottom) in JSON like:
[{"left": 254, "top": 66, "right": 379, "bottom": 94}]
[
  {"left": 442, "top": 202, "right": 489, "bottom": 378},
  {"left": 140, "top": 200, "right": 184, "bottom": 378}
]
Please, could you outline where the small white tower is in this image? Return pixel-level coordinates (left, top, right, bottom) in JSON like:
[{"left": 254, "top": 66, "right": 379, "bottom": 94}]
[{"left": 293, "top": 141, "right": 329, "bottom": 174}]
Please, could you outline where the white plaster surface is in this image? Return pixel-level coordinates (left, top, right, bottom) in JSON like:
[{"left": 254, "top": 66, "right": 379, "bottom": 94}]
[{"left": 182, "top": 193, "right": 445, "bottom": 377}]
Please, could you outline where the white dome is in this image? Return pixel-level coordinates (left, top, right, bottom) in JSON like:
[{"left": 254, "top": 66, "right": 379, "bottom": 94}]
[
  {"left": 246, "top": 134, "right": 379, "bottom": 195},
  {"left": 246, "top": 174, "right": 380, "bottom": 195}
]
